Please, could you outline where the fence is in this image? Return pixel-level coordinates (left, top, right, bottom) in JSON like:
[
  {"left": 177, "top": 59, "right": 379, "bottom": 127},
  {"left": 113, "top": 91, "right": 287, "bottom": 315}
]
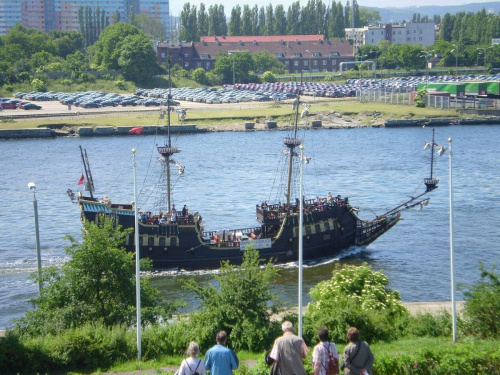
[{"left": 357, "top": 88, "right": 499, "bottom": 110}]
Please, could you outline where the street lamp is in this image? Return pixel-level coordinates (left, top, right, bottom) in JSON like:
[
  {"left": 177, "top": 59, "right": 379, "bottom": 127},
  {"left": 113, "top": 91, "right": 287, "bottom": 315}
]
[
  {"left": 451, "top": 45, "right": 459, "bottom": 78},
  {"left": 28, "top": 182, "right": 42, "bottom": 295},
  {"left": 305, "top": 49, "right": 313, "bottom": 77},
  {"left": 420, "top": 50, "right": 434, "bottom": 87}
]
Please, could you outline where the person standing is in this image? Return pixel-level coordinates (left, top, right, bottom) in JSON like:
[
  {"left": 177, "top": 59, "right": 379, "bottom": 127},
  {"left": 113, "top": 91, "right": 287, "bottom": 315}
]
[
  {"left": 312, "top": 327, "right": 339, "bottom": 375},
  {"left": 342, "top": 327, "right": 374, "bottom": 375},
  {"left": 176, "top": 342, "right": 205, "bottom": 375},
  {"left": 204, "top": 331, "right": 239, "bottom": 375},
  {"left": 269, "top": 321, "right": 308, "bottom": 375}
]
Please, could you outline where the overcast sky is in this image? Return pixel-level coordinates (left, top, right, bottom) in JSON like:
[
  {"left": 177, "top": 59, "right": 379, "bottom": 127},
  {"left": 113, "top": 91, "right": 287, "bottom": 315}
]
[{"left": 170, "top": 0, "right": 494, "bottom": 17}]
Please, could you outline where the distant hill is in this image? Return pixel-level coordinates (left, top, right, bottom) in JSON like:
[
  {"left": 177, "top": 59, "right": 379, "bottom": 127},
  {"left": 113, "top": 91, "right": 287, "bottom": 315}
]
[{"left": 366, "top": 2, "right": 500, "bottom": 23}]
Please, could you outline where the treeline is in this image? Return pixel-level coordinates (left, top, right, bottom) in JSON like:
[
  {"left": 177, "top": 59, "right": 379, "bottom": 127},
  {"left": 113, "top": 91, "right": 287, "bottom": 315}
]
[
  {"left": 439, "top": 9, "right": 500, "bottom": 45},
  {"left": 179, "top": 0, "right": 382, "bottom": 42}
]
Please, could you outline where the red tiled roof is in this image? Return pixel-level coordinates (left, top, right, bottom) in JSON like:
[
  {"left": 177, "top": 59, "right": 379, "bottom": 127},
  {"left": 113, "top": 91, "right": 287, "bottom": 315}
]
[
  {"left": 200, "top": 35, "right": 324, "bottom": 43},
  {"left": 194, "top": 39, "right": 353, "bottom": 58}
]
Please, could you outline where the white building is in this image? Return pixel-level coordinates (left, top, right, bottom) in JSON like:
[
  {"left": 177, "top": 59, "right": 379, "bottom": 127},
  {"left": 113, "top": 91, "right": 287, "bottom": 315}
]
[{"left": 345, "top": 22, "right": 435, "bottom": 48}]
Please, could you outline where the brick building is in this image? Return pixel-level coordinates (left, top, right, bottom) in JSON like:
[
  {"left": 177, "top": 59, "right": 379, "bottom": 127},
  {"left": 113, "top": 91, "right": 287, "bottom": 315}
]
[{"left": 156, "top": 35, "right": 355, "bottom": 73}]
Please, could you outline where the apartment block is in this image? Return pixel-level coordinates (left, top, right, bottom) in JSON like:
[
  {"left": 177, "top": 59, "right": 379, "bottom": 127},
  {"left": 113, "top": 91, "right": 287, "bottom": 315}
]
[
  {"left": 345, "top": 22, "right": 435, "bottom": 49},
  {"left": 0, "top": 0, "right": 169, "bottom": 37}
]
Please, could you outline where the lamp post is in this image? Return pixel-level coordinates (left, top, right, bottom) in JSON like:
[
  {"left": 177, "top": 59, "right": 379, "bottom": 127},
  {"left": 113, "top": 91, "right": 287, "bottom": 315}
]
[
  {"left": 448, "top": 137, "right": 457, "bottom": 343},
  {"left": 305, "top": 49, "right": 312, "bottom": 77},
  {"left": 132, "top": 149, "right": 142, "bottom": 360},
  {"left": 421, "top": 50, "right": 434, "bottom": 87},
  {"left": 28, "top": 182, "right": 42, "bottom": 295},
  {"left": 451, "top": 45, "right": 459, "bottom": 78}
]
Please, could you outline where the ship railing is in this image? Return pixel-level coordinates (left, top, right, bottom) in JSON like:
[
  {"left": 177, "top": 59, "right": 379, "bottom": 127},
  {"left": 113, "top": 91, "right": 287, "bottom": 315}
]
[
  {"left": 257, "top": 196, "right": 349, "bottom": 222},
  {"left": 139, "top": 212, "right": 195, "bottom": 226},
  {"left": 203, "top": 227, "right": 262, "bottom": 248}
]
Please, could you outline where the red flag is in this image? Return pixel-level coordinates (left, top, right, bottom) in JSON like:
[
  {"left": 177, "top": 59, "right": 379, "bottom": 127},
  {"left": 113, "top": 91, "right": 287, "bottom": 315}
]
[
  {"left": 77, "top": 174, "right": 85, "bottom": 185},
  {"left": 129, "top": 127, "right": 144, "bottom": 135}
]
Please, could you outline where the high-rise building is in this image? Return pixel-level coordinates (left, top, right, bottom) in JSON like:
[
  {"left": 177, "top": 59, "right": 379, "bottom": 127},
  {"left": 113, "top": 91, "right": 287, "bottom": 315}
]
[
  {"left": 0, "top": 0, "right": 23, "bottom": 35},
  {"left": 0, "top": 0, "right": 170, "bottom": 37}
]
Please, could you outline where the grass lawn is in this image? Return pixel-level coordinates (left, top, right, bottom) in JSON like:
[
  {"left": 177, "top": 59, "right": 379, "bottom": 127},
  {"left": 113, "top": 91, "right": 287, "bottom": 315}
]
[{"left": 0, "top": 101, "right": 461, "bottom": 131}]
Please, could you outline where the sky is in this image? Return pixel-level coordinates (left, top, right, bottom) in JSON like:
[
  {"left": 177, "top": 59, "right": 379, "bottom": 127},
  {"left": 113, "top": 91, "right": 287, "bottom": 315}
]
[{"left": 169, "top": 0, "right": 495, "bottom": 16}]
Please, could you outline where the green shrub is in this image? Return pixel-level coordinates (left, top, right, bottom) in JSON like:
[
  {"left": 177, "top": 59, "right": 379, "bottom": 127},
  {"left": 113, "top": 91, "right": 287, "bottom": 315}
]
[
  {"left": 31, "top": 78, "right": 46, "bottom": 92},
  {"left": 192, "top": 68, "right": 208, "bottom": 84},
  {"left": 304, "top": 263, "right": 409, "bottom": 344},
  {"left": 116, "top": 80, "right": 127, "bottom": 90},
  {"left": 2, "top": 84, "right": 13, "bottom": 92},
  {"left": 461, "top": 263, "right": 500, "bottom": 338},
  {"left": 262, "top": 71, "right": 276, "bottom": 83},
  {"left": 180, "top": 247, "right": 282, "bottom": 352},
  {"left": 405, "top": 311, "right": 453, "bottom": 338}
]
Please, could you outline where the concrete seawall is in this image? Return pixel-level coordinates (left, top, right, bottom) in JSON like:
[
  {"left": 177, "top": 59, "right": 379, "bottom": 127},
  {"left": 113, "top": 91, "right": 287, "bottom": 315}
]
[{"left": 0, "top": 124, "right": 207, "bottom": 140}]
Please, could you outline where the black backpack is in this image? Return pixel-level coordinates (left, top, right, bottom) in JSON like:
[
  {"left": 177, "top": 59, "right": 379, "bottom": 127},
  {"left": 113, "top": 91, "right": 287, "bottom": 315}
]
[{"left": 187, "top": 359, "right": 201, "bottom": 375}]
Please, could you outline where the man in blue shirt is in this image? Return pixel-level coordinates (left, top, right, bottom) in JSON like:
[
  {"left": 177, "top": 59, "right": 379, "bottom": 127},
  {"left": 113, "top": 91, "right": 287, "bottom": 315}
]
[{"left": 205, "top": 331, "right": 239, "bottom": 375}]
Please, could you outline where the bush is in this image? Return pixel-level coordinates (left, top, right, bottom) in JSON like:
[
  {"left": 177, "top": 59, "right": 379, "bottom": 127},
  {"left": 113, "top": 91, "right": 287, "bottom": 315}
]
[
  {"left": 304, "top": 263, "right": 409, "bottom": 344},
  {"left": 192, "top": 68, "right": 208, "bottom": 84},
  {"left": 180, "top": 247, "right": 282, "bottom": 352},
  {"left": 405, "top": 311, "right": 453, "bottom": 338},
  {"left": 31, "top": 78, "right": 46, "bottom": 92},
  {"left": 116, "top": 80, "right": 127, "bottom": 90},
  {"left": 2, "top": 84, "right": 13, "bottom": 92},
  {"left": 262, "top": 71, "right": 276, "bottom": 83},
  {"left": 461, "top": 263, "right": 500, "bottom": 338}
]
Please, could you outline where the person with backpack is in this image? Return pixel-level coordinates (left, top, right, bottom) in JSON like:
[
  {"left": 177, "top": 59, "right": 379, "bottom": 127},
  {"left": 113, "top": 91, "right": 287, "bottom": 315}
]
[
  {"left": 341, "top": 327, "right": 374, "bottom": 375},
  {"left": 312, "top": 327, "right": 339, "bottom": 375},
  {"left": 176, "top": 342, "right": 206, "bottom": 375}
]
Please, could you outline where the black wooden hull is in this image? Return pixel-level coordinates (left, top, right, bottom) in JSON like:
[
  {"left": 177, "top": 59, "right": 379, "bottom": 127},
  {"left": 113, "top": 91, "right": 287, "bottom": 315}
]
[{"left": 79, "top": 197, "right": 401, "bottom": 270}]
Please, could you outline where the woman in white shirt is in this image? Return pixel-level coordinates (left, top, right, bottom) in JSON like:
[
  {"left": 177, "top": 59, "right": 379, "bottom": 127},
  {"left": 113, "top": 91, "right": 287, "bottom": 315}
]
[{"left": 176, "top": 341, "right": 206, "bottom": 375}]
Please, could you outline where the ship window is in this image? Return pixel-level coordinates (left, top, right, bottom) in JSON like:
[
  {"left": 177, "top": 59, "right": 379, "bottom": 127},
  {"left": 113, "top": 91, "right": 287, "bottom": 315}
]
[
  {"left": 159, "top": 237, "right": 166, "bottom": 246},
  {"left": 148, "top": 236, "right": 154, "bottom": 246},
  {"left": 170, "top": 237, "right": 177, "bottom": 247},
  {"left": 315, "top": 224, "right": 321, "bottom": 233},
  {"left": 324, "top": 222, "right": 330, "bottom": 231},
  {"left": 305, "top": 226, "right": 312, "bottom": 235}
]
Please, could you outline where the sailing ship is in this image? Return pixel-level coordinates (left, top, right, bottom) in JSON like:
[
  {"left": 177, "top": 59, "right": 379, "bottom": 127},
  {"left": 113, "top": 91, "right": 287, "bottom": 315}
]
[{"left": 71, "top": 74, "right": 439, "bottom": 270}]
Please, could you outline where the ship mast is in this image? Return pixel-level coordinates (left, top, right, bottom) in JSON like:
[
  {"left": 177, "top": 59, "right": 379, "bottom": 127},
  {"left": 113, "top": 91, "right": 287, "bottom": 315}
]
[
  {"left": 79, "top": 145, "right": 95, "bottom": 198},
  {"left": 430, "top": 128, "right": 435, "bottom": 179},
  {"left": 284, "top": 76, "right": 303, "bottom": 208},
  {"left": 157, "top": 59, "right": 179, "bottom": 213}
]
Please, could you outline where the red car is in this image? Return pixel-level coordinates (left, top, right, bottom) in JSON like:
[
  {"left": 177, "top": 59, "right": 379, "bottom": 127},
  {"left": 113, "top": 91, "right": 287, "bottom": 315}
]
[{"left": 0, "top": 102, "right": 17, "bottom": 109}]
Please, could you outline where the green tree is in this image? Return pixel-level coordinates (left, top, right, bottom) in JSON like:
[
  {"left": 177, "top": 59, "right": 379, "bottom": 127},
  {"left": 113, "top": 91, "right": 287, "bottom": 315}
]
[
  {"left": 242, "top": 5, "right": 253, "bottom": 36},
  {"left": 252, "top": 49, "right": 287, "bottom": 74},
  {"left": 192, "top": 67, "right": 208, "bottom": 84},
  {"left": 461, "top": 263, "right": 500, "bottom": 338},
  {"left": 228, "top": 5, "right": 242, "bottom": 36},
  {"left": 262, "top": 71, "right": 276, "bottom": 82},
  {"left": 118, "top": 33, "right": 158, "bottom": 83},
  {"left": 14, "top": 220, "right": 176, "bottom": 337},
  {"left": 304, "top": 263, "right": 409, "bottom": 344},
  {"left": 198, "top": 3, "right": 209, "bottom": 38},
  {"left": 286, "top": 1, "right": 301, "bottom": 35},
  {"left": 181, "top": 247, "right": 282, "bottom": 352},
  {"left": 31, "top": 78, "right": 46, "bottom": 92},
  {"left": 91, "top": 22, "right": 140, "bottom": 70}
]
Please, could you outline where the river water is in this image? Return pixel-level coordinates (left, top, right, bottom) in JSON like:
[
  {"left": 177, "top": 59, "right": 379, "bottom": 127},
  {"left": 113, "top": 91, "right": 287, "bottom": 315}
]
[{"left": 1, "top": 125, "right": 499, "bottom": 330}]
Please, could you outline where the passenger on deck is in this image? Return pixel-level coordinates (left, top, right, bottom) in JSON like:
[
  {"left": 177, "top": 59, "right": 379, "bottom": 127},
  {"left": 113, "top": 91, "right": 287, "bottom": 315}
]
[
  {"left": 249, "top": 232, "right": 258, "bottom": 240},
  {"left": 327, "top": 192, "right": 333, "bottom": 202},
  {"left": 212, "top": 234, "right": 219, "bottom": 243},
  {"left": 171, "top": 210, "right": 177, "bottom": 224},
  {"left": 261, "top": 201, "right": 268, "bottom": 209},
  {"left": 182, "top": 205, "right": 189, "bottom": 218},
  {"left": 159, "top": 216, "right": 167, "bottom": 225}
]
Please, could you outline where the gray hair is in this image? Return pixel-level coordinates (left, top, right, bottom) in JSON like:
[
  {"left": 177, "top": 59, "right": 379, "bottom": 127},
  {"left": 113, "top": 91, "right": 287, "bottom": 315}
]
[
  {"left": 282, "top": 321, "right": 293, "bottom": 331},
  {"left": 186, "top": 341, "right": 200, "bottom": 356}
]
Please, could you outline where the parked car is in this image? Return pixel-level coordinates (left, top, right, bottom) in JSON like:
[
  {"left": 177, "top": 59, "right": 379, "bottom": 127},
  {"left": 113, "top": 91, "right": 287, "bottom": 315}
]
[
  {"left": 22, "top": 103, "right": 42, "bottom": 110},
  {"left": 0, "top": 102, "right": 18, "bottom": 109},
  {"left": 17, "top": 101, "right": 32, "bottom": 109}
]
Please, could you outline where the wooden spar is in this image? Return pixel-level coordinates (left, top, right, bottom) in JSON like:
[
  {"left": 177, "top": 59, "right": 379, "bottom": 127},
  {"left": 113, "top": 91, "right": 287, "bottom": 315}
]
[{"left": 79, "top": 145, "right": 94, "bottom": 198}]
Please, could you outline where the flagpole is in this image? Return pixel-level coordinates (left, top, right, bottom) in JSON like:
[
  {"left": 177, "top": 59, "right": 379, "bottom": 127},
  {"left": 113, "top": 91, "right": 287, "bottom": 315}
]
[
  {"left": 132, "top": 148, "right": 142, "bottom": 360},
  {"left": 298, "top": 144, "right": 304, "bottom": 338}
]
